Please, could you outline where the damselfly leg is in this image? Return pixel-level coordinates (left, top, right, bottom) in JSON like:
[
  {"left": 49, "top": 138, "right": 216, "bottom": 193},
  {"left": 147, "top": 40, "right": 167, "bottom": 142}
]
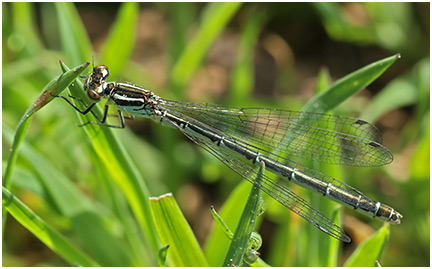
[
  {"left": 51, "top": 93, "right": 127, "bottom": 128},
  {"left": 51, "top": 93, "right": 97, "bottom": 118}
]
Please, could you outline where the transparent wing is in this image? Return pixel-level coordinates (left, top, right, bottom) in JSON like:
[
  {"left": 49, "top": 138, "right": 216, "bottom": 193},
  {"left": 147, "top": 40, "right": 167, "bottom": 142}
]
[
  {"left": 164, "top": 105, "right": 379, "bottom": 206},
  {"left": 163, "top": 100, "right": 393, "bottom": 167},
  {"left": 165, "top": 116, "right": 351, "bottom": 243}
]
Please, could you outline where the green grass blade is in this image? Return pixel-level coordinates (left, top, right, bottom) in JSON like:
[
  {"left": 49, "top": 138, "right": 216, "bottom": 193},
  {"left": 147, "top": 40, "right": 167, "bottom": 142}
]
[
  {"left": 3, "top": 125, "right": 134, "bottom": 266},
  {"left": 296, "top": 67, "right": 339, "bottom": 266},
  {"left": 344, "top": 224, "right": 390, "bottom": 267},
  {"left": 223, "top": 162, "right": 265, "bottom": 267},
  {"left": 2, "top": 187, "right": 100, "bottom": 267},
  {"left": 325, "top": 206, "right": 343, "bottom": 267},
  {"left": 275, "top": 54, "right": 401, "bottom": 158},
  {"left": 168, "top": 3, "right": 195, "bottom": 63},
  {"left": 410, "top": 119, "right": 430, "bottom": 180},
  {"left": 2, "top": 61, "right": 90, "bottom": 189},
  {"left": 361, "top": 77, "right": 417, "bottom": 123},
  {"left": 313, "top": 3, "right": 370, "bottom": 43},
  {"left": 274, "top": 55, "right": 400, "bottom": 166},
  {"left": 204, "top": 180, "right": 251, "bottom": 266},
  {"left": 2, "top": 61, "right": 89, "bottom": 240},
  {"left": 55, "top": 2, "right": 93, "bottom": 66},
  {"left": 149, "top": 193, "right": 208, "bottom": 267},
  {"left": 229, "top": 7, "right": 266, "bottom": 104},
  {"left": 10, "top": 2, "right": 43, "bottom": 57},
  {"left": 100, "top": 2, "right": 139, "bottom": 73},
  {"left": 315, "top": 67, "right": 332, "bottom": 93},
  {"left": 6, "top": 128, "right": 142, "bottom": 269},
  {"left": 59, "top": 62, "right": 160, "bottom": 259},
  {"left": 303, "top": 54, "right": 401, "bottom": 113},
  {"left": 209, "top": 199, "right": 269, "bottom": 267},
  {"left": 361, "top": 58, "right": 428, "bottom": 122},
  {"left": 170, "top": 2, "right": 242, "bottom": 92}
]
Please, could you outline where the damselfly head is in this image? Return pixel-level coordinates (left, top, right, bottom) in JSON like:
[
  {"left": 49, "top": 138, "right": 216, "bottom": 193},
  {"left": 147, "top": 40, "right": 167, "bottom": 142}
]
[{"left": 84, "top": 65, "right": 110, "bottom": 101}]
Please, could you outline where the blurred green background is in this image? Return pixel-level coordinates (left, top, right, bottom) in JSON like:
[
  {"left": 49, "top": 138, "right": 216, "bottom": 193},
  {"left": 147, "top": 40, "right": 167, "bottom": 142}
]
[{"left": 2, "top": 2, "right": 429, "bottom": 267}]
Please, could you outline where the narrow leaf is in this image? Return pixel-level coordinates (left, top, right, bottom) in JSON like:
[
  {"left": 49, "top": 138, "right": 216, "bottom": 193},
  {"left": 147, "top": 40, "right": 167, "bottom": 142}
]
[
  {"left": 326, "top": 205, "right": 343, "bottom": 267},
  {"left": 223, "top": 162, "right": 265, "bottom": 267},
  {"left": 303, "top": 54, "right": 401, "bottom": 113},
  {"left": 361, "top": 78, "right": 417, "bottom": 122},
  {"left": 3, "top": 125, "right": 134, "bottom": 266},
  {"left": 171, "top": 2, "right": 242, "bottom": 91},
  {"left": 204, "top": 180, "right": 251, "bottom": 266},
  {"left": 100, "top": 2, "right": 139, "bottom": 73},
  {"left": 149, "top": 193, "right": 208, "bottom": 267},
  {"left": 229, "top": 7, "right": 266, "bottom": 104},
  {"left": 3, "top": 61, "right": 90, "bottom": 189},
  {"left": 58, "top": 62, "right": 160, "bottom": 259},
  {"left": 344, "top": 224, "right": 390, "bottom": 267},
  {"left": 55, "top": 3, "right": 93, "bottom": 66},
  {"left": 3, "top": 187, "right": 100, "bottom": 267},
  {"left": 11, "top": 3, "right": 43, "bottom": 56},
  {"left": 275, "top": 54, "right": 400, "bottom": 155}
]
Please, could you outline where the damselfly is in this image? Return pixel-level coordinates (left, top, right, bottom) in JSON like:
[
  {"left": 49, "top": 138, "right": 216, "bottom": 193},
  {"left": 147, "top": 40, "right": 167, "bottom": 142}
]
[{"left": 53, "top": 64, "right": 402, "bottom": 243}]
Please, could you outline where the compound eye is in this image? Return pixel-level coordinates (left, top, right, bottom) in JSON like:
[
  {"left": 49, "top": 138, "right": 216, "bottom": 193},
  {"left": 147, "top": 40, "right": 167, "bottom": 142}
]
[
  {"left": 88, "top": 89, "right": 101, "bottom": 100},
  {"left": 94, "top": 65, "right": 110, "bottom": 80}
]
